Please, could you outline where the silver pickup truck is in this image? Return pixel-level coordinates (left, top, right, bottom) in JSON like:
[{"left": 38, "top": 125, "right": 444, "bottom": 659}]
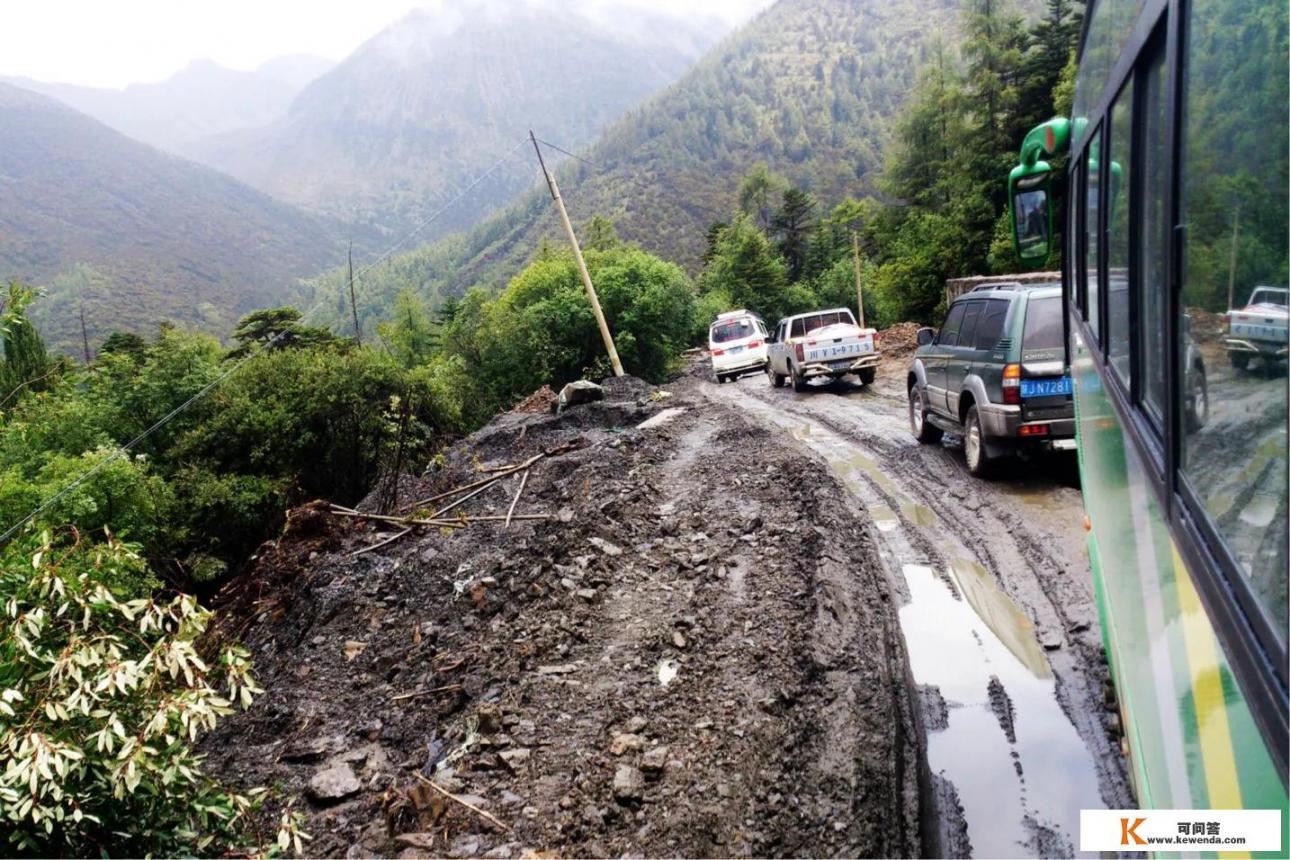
[
  {"left": 1225, "top": 286, "right": 1288, "bottom": 370},
  {"left": 766, "top": 308, "right": 880, "bottom": 391}
]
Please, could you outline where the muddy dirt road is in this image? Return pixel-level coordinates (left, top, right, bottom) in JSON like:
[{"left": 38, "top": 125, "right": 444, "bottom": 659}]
[
  {"left": 707, "top": 367, "right": 1133, "bottom": 857},
  {"left": 205, "top": 365, "right": 1134, "bottom": 859}
]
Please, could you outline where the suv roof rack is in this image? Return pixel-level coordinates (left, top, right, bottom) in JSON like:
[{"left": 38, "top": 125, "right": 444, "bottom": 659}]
[{"left": 969, "top": 282, "right": 1023, "bottom": 293}]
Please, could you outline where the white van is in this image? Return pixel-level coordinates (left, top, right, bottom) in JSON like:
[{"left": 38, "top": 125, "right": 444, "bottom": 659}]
[{"left": 709, "top": 310, "right": 769, "bottom": 383}]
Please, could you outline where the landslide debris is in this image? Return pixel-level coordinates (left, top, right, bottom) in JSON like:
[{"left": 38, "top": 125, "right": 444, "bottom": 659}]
[{"left": 203, "top": 374, "right": 924, "bottom": 858}]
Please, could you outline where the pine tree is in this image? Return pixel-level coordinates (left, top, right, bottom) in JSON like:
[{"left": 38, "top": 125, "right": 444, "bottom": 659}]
[
  {"left": 961, "top": 0, "right": 1028, "bottom": 190},
  {"left": 773, "top": 188, "right": 818, "bottom": 282},
  {"left": 1015, "top": 0, "right": 1084, "bottom": 134}
]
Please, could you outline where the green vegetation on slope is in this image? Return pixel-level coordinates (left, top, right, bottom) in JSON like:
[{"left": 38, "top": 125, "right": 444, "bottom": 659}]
[
  {"left": 0, "top": 83, "right": 359, "bottom": 354},
  {"left": 300, "top": 0, "right": 984, "bottom": 332}
]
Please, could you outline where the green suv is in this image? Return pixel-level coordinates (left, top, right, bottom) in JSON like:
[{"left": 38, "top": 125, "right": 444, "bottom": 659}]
[{"left": 907, "top": 282, "right": 1074, "bottom": 476}]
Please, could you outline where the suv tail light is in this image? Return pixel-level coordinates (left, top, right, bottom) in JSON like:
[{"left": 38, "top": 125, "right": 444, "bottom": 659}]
[
  {"left": 794, "top": 342, "right": 805, "bottom": 362},
  {"left": 748, "top": 339, "right": 763, "bottom": 348},
  {"left": 711, "top": 348, "right": 725, "bottom": 356},
  {"left": 1002, "top": 363, "right": 1021, "bottom": 405},
  {"left": 1019, "top": 423, "right": 1049, "bottom": 436}
]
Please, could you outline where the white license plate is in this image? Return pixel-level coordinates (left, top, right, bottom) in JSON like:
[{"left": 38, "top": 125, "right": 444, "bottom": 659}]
[
  {"left": 1051, "top": 439, "right": 1077, "bottom": 451},
  {"left": 830, "top": 360, "right": 853, "bottom": 371}
]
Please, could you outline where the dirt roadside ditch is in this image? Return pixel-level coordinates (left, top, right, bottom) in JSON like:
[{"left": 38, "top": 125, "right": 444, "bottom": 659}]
[{"left": 202, "top": 373, "right": 927, "bottom": 859}]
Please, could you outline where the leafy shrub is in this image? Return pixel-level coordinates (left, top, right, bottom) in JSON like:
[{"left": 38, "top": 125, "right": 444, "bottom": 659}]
[{"left": 0, "top": 529, "right": 302, "bottom": 856}]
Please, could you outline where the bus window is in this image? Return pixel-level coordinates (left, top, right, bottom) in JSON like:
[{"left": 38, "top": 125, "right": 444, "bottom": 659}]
[
  {"left": 1071, "top": 161, "right": 1085, "bottom": 316},
  {"left": 1179, "top": 0, "right": 1289, "bottom": 630},
  {"left": 1139, "top": 46, "right": 1168, "bottom": 428},
  {"left": 1106, "top": 80, "right": 1133, "bottom": 383},
  {"left": 1084, "top": 129, "right": 1103, "bottom": 344}
]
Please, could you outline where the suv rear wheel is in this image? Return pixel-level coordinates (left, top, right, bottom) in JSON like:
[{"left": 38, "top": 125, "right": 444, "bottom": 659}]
[
  {"left": 964, "top": 405, "right": 994, "bottom": 478},
  {"left": 909, "top": 385, "right": 943, "bottom": 443}
]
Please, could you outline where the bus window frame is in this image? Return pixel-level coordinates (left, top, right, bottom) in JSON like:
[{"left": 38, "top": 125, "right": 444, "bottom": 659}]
[{"left": 1068, "top": 0, "right": 1288, "bottom": 777}]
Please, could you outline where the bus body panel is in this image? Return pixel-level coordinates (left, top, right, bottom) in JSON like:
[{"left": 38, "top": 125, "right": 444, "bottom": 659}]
[{"left": 1073, "top": 318, "right": 1288, "bottom": 849}]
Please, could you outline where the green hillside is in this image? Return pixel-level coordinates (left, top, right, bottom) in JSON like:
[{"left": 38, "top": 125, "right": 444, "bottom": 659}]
[
  {"left": 304, "top": 0, "right": 1011, "bottom": 330},
  {"left": 0, "top": 83, "right": 357, "bottom": 352}
]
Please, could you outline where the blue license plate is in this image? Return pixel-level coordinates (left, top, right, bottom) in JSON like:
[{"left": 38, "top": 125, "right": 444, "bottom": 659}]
[{"left": 1019, "top": 376, "right": 1072, "bottom": 398}]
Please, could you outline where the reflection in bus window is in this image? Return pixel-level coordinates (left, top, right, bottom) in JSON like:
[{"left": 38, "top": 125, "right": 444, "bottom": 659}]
[
  {"left": 1084, "top": 130, "right": 1103, "bottom": 342},
  {"left": 1139, "top": 47, "right": 1168, "bottom": 428},
  {"left": 1071, "top": 0, "right": 1147, "bottom": 149},
  {"left": 1106, "top": 80, "right": 1133, "bottom": 383},
  {"left": 1179, "top": 0, "right": 1288, "bottom": 631}
]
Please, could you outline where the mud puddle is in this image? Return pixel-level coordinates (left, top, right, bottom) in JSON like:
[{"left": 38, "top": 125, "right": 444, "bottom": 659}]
[{"left": 709, "top": 384, "right": 1108, "bottom": 857}]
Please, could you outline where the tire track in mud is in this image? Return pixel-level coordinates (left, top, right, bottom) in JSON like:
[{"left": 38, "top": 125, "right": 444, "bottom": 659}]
[{"left": 707, "top": 374, "right": 1133, "bottom": 857}]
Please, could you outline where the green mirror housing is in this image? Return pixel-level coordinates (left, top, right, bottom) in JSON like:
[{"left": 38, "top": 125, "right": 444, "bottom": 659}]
[
  {"left": 1009, "top": 164, "right": 1053, "bottom": 266},
  {"left": 1007, "top": 118, "right": 1072, "bottom": 269}
]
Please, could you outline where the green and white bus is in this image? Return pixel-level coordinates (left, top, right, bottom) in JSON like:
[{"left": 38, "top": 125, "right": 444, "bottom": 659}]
[{"left": 1006, "top": 0, "right": 1288, "bottom": 844}]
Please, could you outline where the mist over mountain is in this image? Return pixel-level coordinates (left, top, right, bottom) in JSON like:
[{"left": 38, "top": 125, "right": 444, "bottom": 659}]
[
  {"left": 2, "top": 55, "right": 334, "bottom": 155},
  {"left": 0, "top": 83, "right": 356, "bottom": 351},
  {"left": 190, "top": 0, "right": 729, "bottom": 238},
  {"left": 304, "top": 0, "right": 982, "bottom": 327}
]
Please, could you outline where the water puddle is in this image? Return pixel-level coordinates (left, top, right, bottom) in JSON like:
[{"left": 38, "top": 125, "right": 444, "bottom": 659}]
[
  {"left": 900, "top": 564, "right": 1102, "bottom": 857},
  {"left": 871, "top": 505, "right": 900, "bottom": 532},
  {"left": 948, "top": 557, "right": 1051, "bottom": 679},
  {"left": 901, "top": 502, "right": 937, "bottom": 527},
  {"left": 713, "top": 391, "right": 1107, "bottom": 857}
]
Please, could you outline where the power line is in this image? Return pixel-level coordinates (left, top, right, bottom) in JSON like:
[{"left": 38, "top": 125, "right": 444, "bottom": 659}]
[
  {"left": 534, "top": 137, "right": 603, "bottom": 171},
  {"left": 0, "top": 137, "right": 532, "bottom": 545}
]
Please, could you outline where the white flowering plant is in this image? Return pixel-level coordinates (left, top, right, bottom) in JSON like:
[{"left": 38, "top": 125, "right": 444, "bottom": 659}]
[{"left": 0, "top": 528, "right": 306, "bottom": 856}]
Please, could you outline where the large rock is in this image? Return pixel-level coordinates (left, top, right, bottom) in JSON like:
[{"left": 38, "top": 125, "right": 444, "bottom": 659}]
[
  {"left": 308, "top": 761, "right": 362, "bottom": 802},
  {"left": 553, "top": 380, "right": 605, "bottom": 413},
  {"left": 613, "top": 764, "right": 645, "bottom": 802}
]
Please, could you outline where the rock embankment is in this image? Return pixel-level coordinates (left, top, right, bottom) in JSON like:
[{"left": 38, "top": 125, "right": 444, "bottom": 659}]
[{"left": 203, "top": 373, "right": 924, "bottom": 858}]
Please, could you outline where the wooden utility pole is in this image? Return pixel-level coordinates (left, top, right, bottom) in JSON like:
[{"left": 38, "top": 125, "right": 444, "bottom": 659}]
[
  {"left": 348, "top": 240, "right": 362, "bottom": 345},
  {"left": 1226, "top": 204, "right": 1241, "bottom": 311},
  {"left": 852, "top": 230, "right": 866, "bottom": 329},
  {"left": 530, "top": 130, "right": 623, "bottom": 377},
  {"left": 78, "top": 303, "right": 91, "bottom": 364}
]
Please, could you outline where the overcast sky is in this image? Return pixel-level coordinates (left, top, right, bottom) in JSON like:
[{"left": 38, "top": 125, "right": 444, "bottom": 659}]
[{"left": 0, "top": 0, "right": 773, "bottom": 89}]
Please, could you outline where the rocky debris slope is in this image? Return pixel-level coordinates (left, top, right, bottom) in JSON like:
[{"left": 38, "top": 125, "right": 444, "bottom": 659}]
[{"left": 203, "top": 374, "right": 924, "bottom": 858}]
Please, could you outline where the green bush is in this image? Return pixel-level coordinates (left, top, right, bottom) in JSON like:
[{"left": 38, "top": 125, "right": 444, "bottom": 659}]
[{"left": 0, "top": 530, "right": 304, "bottom": 856}]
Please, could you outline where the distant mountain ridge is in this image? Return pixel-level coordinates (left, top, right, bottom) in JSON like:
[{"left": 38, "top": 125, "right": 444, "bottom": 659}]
[
  {"left": 190, "top": 0, "right": 728, "bottom": 238},
  {"left": 0, "top": 83, "right": 357, "bottom": 352},
  {"left": 303, "top": 0, "right": 986, "bottom": 327},
  {"left": 2, "top": 55, "right": 334, "bottom": 155}
]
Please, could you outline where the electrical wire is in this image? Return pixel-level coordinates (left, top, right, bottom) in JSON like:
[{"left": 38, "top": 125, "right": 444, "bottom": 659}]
[{"left": 0, "top": 137, "right": 532, "bottom": 545}]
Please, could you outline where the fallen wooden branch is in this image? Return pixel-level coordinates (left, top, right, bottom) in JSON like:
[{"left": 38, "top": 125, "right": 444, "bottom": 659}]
[
  {"left": 390, "top": 683, "right": 463, "bottom": 702},
  {"left": 414, "top": 773, "right": 512, "bottom": 832},
  {"left": 328, "top": 508, "right": 467, "bottom": 529},
  {"left": 398, "top": 440, "right": 581, "bottom": 514},
  {"left": 350, "top": 527, "right": 411, "bottom": 558},
  {"left": 401, "top": 452, "right": 544, "bottom": 513},
  {"left": 329, "top": 506, "right": 552, "bottom": 529},
  {"left": 505, "top": 469, "right": 529, "bottom": 528}
]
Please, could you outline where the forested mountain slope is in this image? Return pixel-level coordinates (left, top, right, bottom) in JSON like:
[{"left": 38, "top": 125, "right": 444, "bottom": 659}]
[
  {"left": 305, "top": 0, "right": 997, "bottom": 328},
  {"left": 2, "top": 55, "right": 333, "bottom": 156},
  {"left": 191, "top": 0, "right": 726, "bottom": 238},
  {"left": 0, "top": 83, "right": 353, "bottom": 351}
]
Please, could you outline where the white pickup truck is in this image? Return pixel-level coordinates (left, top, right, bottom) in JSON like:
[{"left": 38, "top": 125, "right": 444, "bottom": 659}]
[
  {"left": 1225, "top": 286, "right": 1288, "bottom": 370},
  {"left": 766, "top": 308, "right": 880, "bottom": 391}
]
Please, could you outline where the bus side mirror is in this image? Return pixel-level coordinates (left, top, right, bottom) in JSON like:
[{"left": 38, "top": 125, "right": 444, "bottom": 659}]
[
  {"left": 916, "top": 327, "right": 935, "bottom": 346},
  {"left": 1009, "top": 162, "right": 1053, "bottom": 268}
]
